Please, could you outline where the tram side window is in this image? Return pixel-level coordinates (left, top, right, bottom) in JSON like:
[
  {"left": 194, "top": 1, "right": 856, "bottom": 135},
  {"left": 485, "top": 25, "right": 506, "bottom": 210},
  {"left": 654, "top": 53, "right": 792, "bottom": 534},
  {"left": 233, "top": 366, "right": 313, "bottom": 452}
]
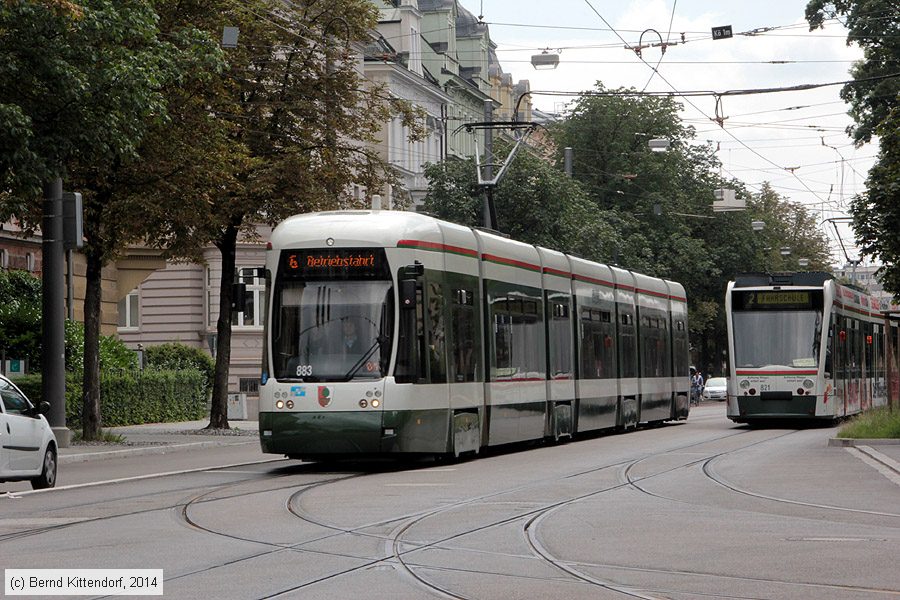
[
  {"left": 639, "top": 308, "right": 669, "bottom": 378},
  {"left": 427, "top": 281, "right": 448, "bottom": 383},
  {"left": 579, "top": 307, "right": 615, "bottom": 379},
  {"left": 488, "top": 286, "right": 544, "bottom": 381},
  {"left": 849, "top": 320, "right": 862, "bottom": 380},
  {"left": 395, "top": 278, "right": 426, "bottom": 384},
  {"left": 618, "top": 308, "right": 637, "bottom": 378},
  {"left": 672, "top": 318, "right": 689, "bottom": 376},
  {"left": 450, "top": 287, "right": 479, "bottom": 382},
  {"left": 864, "top": 321, "right": 875, "bottom": 379},
  {"left": 547, "top": 296, "right": 573, "bottom": 379},
  {"left": 874, "top": 324, "right": 885, "bottom": 385}
]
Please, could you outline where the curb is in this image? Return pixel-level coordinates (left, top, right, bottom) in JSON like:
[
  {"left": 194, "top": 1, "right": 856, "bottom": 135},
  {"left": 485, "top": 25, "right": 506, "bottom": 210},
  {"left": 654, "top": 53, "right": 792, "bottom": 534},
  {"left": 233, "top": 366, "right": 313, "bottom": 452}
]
[
  {"left": 59, "top": 440, "right": 257, "bottom": 465},
  {"left": 828, "top": 438, "right": 900, "bottom": 447},
  {"left": 830, "top": 438, "right": 900, "bottom": 479}
]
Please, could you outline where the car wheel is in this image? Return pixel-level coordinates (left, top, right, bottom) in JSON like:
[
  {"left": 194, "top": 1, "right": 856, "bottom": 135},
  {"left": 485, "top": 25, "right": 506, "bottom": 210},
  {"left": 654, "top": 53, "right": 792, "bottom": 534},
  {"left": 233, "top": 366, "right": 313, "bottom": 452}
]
[{"left": 30, "top": 446, "right": 57, "bottom": 490}]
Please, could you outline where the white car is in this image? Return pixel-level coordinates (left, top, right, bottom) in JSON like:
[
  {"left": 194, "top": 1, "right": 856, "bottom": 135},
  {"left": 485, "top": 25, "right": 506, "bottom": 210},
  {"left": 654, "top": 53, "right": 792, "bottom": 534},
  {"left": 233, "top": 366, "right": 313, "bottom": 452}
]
[
  {"left": 702, "top": 377, "right": 728, "bottom": 401},
  {"left": 0, "top": 374, "right": 58, "bottom": 489}
]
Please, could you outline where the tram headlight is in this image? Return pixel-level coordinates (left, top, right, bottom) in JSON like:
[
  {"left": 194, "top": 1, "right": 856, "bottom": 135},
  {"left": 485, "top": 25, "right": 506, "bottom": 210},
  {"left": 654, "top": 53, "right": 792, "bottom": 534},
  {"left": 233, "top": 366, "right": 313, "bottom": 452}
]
[
  {"left": 739, "top": 380, "right": 750, "bottom": 390},
  {"left": 803, "top": 379, "right": 814, "bottom": 389},
  {"left": 371, "top": 399, "right": 380, "bottom": 408},
  {"left": 286, "top": 400, "right": 294, "bottom": 409},
  {"left": 276, "top": 400, "right": 285, "bottom": 409}
]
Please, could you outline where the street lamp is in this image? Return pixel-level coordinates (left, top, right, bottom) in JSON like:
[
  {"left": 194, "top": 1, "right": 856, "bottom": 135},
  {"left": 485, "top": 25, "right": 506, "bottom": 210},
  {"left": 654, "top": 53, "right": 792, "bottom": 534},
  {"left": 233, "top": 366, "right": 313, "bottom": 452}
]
[
  {"left": 798, "top": 258, "right": 810, "bottom": 268},
  {"left": 648, "top": 138, "right": 670, "bottom": 152},
  {"left": 751, "top": 220, "right": 765, "bottom": 232},
  {"left": 531, "top": 49, "right": 559, "bottom": 70},
  {"left": 780, "top": 247, "right": 792, "bottom": 257}
]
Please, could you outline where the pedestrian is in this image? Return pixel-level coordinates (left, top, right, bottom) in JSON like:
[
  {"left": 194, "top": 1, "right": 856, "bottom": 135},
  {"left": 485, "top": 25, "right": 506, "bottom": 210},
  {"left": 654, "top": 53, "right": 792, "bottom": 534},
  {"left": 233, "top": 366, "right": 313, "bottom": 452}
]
[{"left": 690, "top": 370, "right": 703, "bottom": 406}]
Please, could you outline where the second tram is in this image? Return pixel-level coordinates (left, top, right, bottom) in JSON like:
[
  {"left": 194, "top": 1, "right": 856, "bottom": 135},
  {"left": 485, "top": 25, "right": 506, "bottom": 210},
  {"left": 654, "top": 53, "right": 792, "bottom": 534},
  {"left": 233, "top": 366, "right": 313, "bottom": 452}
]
[
  {"left": 259, "top": 211, "right": 690, "bottom": 459},
  {"left": 726, "top": 272, "right": 891, "bottom": 424}
]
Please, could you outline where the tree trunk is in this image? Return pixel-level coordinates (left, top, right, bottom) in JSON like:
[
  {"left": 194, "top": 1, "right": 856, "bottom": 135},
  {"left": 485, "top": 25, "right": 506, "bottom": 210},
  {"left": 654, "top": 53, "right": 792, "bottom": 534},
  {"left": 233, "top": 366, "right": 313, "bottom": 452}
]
[
  {"left": 82, "top": 249, "right": 103, "bottom": 440},
  {"left": 207, "top": 224, "right": 239, "bottom": 429}
]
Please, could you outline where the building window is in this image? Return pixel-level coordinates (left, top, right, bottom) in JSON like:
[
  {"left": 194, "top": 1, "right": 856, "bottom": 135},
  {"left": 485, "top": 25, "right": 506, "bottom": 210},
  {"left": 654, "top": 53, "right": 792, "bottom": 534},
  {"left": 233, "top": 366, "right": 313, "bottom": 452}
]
[
  {"left": 25, "top": 252, "right": 35, "bottom": 272},
  {"left": 0, "top": 249, "right": 7, "bottom": 269},
  {"left": 233, "top": 267, "right": 264, "bottom": 328},
  {"left": 239, "top": 378, "right": 260, "bottom": 395},
  {"left": 117, "top": 290, "right": 140, "bottom": 329}
]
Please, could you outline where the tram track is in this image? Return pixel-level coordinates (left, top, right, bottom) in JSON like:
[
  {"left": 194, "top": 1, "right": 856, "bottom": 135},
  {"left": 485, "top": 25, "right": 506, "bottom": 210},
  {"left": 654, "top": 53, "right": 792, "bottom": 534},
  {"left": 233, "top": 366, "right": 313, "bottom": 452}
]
[
  {"left": 701, "top": 455, "right": 900, "bottom": 519},
  {"left": 521, "top": 427, "right": 900, "bottom": 600},
  {"left": 280, "top": 428, "right": 766, "bottom": 599},
  {"left": 250, "top": 429, "right": 751, "bottom": 598},
  {"left": 9, "top": 423, "right": 895, "bottom": 599}
]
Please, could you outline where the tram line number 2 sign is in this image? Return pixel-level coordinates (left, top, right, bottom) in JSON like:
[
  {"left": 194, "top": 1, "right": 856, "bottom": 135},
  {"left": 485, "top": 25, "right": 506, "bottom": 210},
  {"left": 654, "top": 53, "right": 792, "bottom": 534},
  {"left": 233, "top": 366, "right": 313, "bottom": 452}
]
[{"left": 712, "top": 25, "right": 733, "bottom": 40}]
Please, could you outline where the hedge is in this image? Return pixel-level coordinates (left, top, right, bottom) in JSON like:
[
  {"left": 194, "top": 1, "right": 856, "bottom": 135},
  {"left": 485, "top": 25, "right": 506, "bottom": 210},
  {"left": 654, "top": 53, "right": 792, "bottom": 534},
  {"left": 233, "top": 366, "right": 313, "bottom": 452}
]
[{"left": 12, "top": 370, "right": 207, "bottom": 427}]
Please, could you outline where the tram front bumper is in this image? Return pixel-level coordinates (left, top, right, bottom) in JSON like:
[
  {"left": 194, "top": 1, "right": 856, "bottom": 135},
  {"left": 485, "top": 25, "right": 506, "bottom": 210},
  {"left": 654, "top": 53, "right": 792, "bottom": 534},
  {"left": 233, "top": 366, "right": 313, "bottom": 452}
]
[
  {"left": 734, "top": 395, "right": 820, "bottom": 420},
  {"left": 260, "top": 411, "right": 385, "bottom": 456}
]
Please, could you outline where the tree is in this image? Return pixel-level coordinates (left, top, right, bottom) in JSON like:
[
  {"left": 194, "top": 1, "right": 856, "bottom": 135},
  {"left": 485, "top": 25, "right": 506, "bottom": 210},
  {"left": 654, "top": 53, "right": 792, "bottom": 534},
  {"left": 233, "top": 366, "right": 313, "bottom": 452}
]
[
  {"left": 554, "top": 85, "right": 833, "bottom": 374},
  {"left": 806, "top": 0, "right": 899, "bottom": 145},
  {"left": 807, "top": 1, "right": 900, "bottom": 298},
  {"left": 149, "top": 0, "right": 421, "bottom": 429},
  {"left": 0, "top": 0, "right": 205, "bottom": 439},
  {"left": 850, "top": 106, "right": 900, "bottom": 299},
  {"left": 422, "top": 144, "right": 619, "bottom": 261}
]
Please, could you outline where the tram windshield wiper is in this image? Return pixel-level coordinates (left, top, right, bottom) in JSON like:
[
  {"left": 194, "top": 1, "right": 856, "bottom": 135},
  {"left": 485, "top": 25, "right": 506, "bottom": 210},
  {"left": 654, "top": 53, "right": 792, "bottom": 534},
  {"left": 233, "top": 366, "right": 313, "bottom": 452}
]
[{"left": 341, "top": 335, "right": 386, "bottom": 381}]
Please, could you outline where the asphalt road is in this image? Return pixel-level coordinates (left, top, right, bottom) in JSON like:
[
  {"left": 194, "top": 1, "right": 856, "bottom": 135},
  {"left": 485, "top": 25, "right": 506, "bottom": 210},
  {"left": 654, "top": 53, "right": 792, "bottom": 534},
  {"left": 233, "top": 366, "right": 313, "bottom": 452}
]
[{"left": 2, "top": 404, "right": 898, "bottom": 600}]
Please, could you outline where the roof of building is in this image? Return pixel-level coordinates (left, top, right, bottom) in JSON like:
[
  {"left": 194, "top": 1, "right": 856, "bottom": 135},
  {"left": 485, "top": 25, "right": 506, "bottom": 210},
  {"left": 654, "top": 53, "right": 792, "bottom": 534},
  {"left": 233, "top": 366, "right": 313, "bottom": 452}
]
[{"left": 417, "top": 0, "right": 454, "bottom": 11}]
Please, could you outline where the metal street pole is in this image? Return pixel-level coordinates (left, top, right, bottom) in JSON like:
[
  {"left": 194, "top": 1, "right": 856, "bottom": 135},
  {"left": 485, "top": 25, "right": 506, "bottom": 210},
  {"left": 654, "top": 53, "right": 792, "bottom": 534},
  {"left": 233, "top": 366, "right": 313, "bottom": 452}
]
[
  {"left": 564, "top": 147, "right": 573, "bottom": 176},
  {"left": 42, "top": 177, "right": 70, "bottom": 447},
  {"left": 482, "top": 99, "right": 497, "bottom": 230},
  {"left": 887, "top": 314, "right": 897, "bottom": 413}
]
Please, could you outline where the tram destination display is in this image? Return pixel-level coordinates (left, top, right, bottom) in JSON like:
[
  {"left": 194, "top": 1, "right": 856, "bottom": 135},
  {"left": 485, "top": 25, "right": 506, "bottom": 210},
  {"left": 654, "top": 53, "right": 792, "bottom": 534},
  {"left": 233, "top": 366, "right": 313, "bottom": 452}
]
[
  {"left": 733, "top": 289, "right": 822, "bottom": 311},
  {"left": 279, "top": 248, "right": 389, "bottom": 280}
]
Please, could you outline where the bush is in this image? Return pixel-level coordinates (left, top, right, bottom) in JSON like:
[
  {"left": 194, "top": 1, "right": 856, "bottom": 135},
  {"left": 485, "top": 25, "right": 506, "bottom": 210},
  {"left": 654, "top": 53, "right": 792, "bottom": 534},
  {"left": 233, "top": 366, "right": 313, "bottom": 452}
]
[
  {"left": 144, "top": 343, "right": 215, "bottom": 398},
  {"left": 14, "top": 370, "right": 206, "bottom": 427},
  {"left": 65, "top": 320, "right": 137, "bottom": 372},
  {"left": 0, "top": 270, "right": 42, "bottom": 367}
]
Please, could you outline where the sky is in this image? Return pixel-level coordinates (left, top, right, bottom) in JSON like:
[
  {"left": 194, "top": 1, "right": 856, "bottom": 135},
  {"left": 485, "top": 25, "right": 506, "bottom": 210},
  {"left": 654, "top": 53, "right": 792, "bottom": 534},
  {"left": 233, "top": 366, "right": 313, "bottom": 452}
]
[{"left": 466, "top": 0, "right": 879, "bottom": 267}]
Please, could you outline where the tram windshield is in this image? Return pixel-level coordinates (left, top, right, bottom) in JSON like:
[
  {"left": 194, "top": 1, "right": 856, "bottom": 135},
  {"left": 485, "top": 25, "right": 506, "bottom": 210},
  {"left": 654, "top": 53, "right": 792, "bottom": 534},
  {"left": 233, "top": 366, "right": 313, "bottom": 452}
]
[
  {"left": 271, "top": 248, "right": 393, "bottom": 382},
  {"left": 731, "top": 290, "right": 824, "bottom": 369}
]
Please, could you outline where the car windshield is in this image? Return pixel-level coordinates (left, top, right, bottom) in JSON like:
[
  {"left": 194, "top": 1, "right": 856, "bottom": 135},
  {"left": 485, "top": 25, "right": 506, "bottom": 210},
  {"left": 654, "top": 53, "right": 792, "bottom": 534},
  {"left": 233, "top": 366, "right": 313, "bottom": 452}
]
[
  {"left": 271, "top": 280, "right": 393, "bottom": 382},
  {"left": 706, "top": 377, "right": 726, "bottom": 388}
]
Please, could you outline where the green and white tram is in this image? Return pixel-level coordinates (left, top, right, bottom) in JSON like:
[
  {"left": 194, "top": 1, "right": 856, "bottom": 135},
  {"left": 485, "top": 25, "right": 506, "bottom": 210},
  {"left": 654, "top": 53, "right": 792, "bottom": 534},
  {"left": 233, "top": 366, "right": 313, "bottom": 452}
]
[
  {"left": 726, "top": 272, "right": 890, "bottom": 424},
  {"left": 259, "top": 211, "right": 689, "bottom": 459}
]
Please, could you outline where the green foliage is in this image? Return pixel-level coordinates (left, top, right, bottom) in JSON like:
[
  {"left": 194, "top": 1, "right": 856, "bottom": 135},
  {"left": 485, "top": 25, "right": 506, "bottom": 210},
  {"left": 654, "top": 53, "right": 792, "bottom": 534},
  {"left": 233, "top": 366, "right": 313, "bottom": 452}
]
[
  {"left": 64, "top": 320, "right": 137, "bottom": 372},
  {"left": 807, "top": 1, "right": 900, "bottom": 299},
  {"left": 423, "top": 147, "right": 620, "bottom": 262},
  {"left": 850, "top": 106, "right": 900, "bottom": 300},
  {"left": 0, "top": 0, "right": 184, "bottom": 205},
  {"left": 838, "top": 407, "right": 900, "bottom": 439},
  {"left": 0, "top": 269, "right": 42, "bottom": 363},
  {"left": 17, "top": 370, "right": 206, "bottom": 427},
  {"left": 806, "top": 0, "right": 899, "bottom": 146},
  {"left": 144, "top": 343, "right": 215, "bottom": 396},
  {"left": 72, "top": 429, "right": 125, "bottom": 443}
]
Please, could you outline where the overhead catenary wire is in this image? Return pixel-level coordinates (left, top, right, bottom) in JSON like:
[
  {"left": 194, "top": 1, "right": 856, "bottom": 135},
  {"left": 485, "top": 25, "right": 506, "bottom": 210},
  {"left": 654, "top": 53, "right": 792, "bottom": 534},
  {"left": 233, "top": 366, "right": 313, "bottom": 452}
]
[{"left": 576, "top": 0, "right": 874, "bottom": 248}]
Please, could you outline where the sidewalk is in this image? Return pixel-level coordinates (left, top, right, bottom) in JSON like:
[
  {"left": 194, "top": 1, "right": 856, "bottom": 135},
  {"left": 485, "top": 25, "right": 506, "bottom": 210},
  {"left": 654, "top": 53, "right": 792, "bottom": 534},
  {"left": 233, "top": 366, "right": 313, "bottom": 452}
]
[
  {"left": 58, "top": 420, "right": 260, "bottom": 465},
  {"left": 827, "top": 436, "right": 900, "bottom": 477}
]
